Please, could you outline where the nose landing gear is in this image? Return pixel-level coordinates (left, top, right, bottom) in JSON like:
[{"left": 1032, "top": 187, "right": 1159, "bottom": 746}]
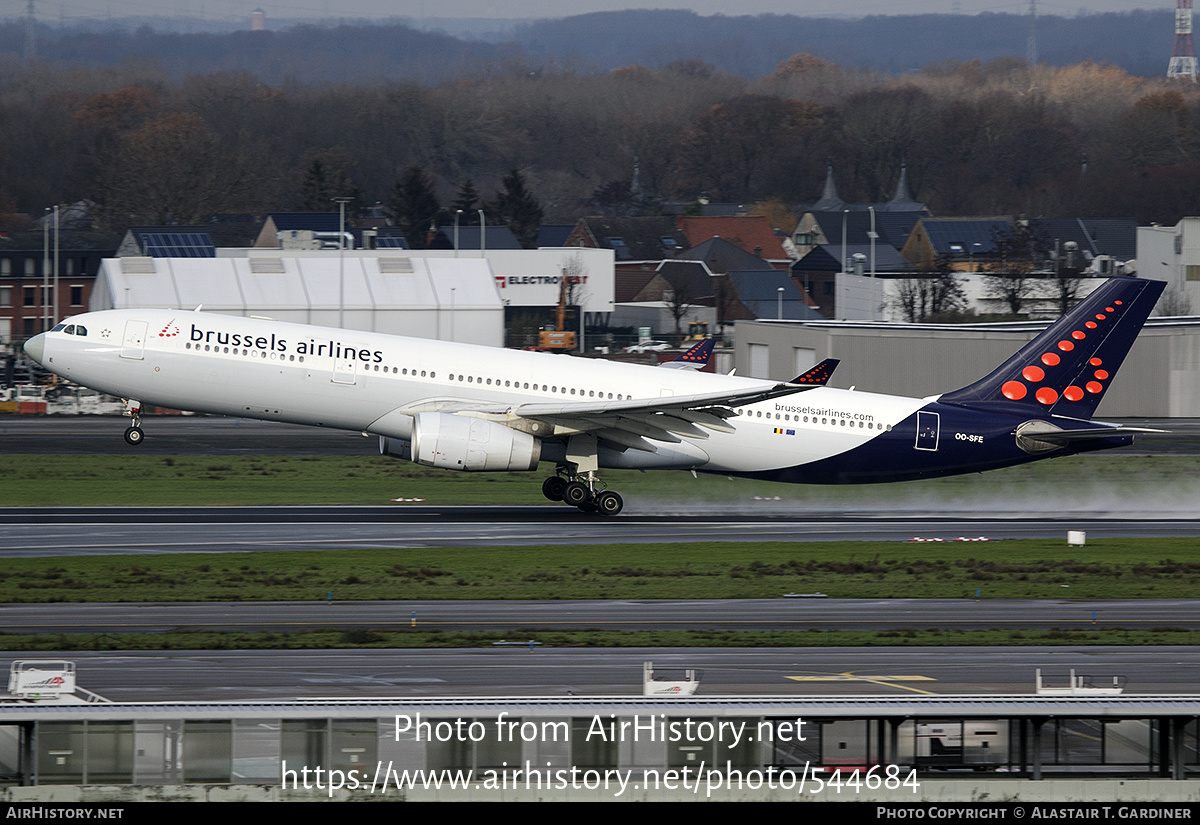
[
  {"left": 541, "top": 467, "right": 624, "bottom": 516},
  {"left": 123, "top": 399, "right": 145, "bottom": 446}
]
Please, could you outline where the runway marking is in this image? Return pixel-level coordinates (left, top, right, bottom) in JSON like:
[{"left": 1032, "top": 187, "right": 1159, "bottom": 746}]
[
  {"left": 786, "top": 674, "right": 934, "bottom": 682},
  {"left": 787, "top": 672, "right": 939, "bottom": 695}
]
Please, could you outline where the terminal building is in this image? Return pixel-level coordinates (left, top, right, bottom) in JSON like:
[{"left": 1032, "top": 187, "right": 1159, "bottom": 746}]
[{"left": 0, "top": 695, "right": 1196, "bottom": 800}]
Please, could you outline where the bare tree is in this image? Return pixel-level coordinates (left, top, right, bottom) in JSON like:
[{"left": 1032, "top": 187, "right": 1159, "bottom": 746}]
[
  {"left": 1155, "top": 284, "right": 1193, "bottom": 317},
  {"left": 893, "top": 256, "right": 966, "bottom": 322},
  {"left": 663, "top": 280, "right": 698, "bottom": 342},
  {"left": 1049, "top": 241, "right": 1087, "bottom": 316},
  {"left": 984, "top": 221, "right": 1050, "bottom": 316}
]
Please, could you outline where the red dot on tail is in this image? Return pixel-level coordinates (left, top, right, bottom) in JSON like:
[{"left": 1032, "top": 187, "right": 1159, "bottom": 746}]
[
  {"left": 1022, "top": 366, "right": 1045, "bottom": 382},
  {"left": 1089, "top": 357, "right": 1102, "bottom": 366},
  {"left": 1041, "top": 352, "right": 1061, "bottom": 366},
  {"left": 1058, "top": 340, "right": 1075, "bottom": 351},
  {"left": 1063, "top": 386, "right": 1084, "bottom": 401},
  {"left": 1035, "top": 387, "right": 1058, "bottom": 405},
  {"left": 1002, "top": 381, "right": 1027, "bottom": 401},
  {"left": 1086, "top": 381, "right": 1103, "bottom": 394}
]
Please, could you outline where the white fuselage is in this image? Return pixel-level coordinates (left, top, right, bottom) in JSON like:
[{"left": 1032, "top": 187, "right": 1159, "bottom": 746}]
[{"left": 34, "top": 308, "right": 925, "bottom": 474}]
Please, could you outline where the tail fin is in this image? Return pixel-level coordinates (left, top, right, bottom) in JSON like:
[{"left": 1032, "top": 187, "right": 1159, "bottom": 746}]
[
  {"left": 792, "top": 358, "right": 840, "bottom": 386},
  {"left": 660, "top": 338, "right": 714, "bottom": 371},
  {"left": 939, "top": 276, "right": 1164, "bottom": 418}
]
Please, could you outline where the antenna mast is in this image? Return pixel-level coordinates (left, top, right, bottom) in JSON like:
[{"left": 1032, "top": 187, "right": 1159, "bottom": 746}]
[{"left": 1169, "top": 0, "right": 1198, "bottom": 81}]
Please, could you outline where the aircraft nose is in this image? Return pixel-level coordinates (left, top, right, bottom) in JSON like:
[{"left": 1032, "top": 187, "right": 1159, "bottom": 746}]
[{"left": 23, "top": 333, "right": 47, "bottom": 365}]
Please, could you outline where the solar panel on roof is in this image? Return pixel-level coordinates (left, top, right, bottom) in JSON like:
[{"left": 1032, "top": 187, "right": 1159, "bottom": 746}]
[{"left": 138, "top": 232, "right": 216, "bottom": 258}]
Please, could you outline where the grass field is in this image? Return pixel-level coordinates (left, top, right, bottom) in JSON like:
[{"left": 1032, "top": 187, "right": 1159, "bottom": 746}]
[
  {"left": 4, "top": 451, "right": 1198, "bottom": 649},
  {"left": 4, "top": 627, "right": 1197, "bottom": 653},
  {"left": 4, "top": 452, "right": 1200, "bottom": 513},
  {"left": 3, "top": 538, "right": 1200, "bottom": 602}
]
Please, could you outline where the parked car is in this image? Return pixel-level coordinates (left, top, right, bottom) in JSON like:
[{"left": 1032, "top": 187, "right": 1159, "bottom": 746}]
[{"left": 623, "top": 340, "right": 670, "bottom": 353}]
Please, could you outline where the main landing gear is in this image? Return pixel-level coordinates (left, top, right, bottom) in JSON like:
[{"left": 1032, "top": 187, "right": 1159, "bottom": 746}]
[
  {"left": 541, "top": 467, "right": 624, "bottom": 516},
  {"left": 123, "top": 399, "right": 145, "bottom": 446}
]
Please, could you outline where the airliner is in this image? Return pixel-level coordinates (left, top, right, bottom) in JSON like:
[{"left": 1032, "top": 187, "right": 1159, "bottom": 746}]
[{"left": 22, "top": 275, "right": 1164, "bottom": 516}]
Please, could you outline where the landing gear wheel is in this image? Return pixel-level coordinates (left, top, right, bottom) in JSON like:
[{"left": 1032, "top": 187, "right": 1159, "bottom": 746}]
[
  {"left": 563, "top": 481, "right": 591, "bottom": 507},
  {"left": 542, "top": 476, "right": 567, "bottom": 502},
  {"left": 124, "top": 426, "right": 144, "bottom": 446},
  {"left": 595, "top": 490, "right": 624, "bottom": 516}
]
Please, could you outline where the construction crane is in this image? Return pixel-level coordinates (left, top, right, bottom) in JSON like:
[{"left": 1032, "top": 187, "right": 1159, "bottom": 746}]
[{"left": 537, "top": 268, "right": 578, "bottom": 351}]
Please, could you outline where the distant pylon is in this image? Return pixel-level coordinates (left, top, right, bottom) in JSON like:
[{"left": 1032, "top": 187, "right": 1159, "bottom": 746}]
[
  {"left": 1026, "top": 0, "right": 1037, "bottom": 65},
  {"left": 23, "top": 0, "right": 36, "bottom": 62},
  {"left": 1168, "top": 0, "right": 1198, "bottom": 81}
]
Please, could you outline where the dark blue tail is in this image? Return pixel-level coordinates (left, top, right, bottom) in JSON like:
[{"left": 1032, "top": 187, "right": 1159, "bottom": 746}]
[
  {"left": 793, "top": 358, "right": 840, "bottom": 386},
  {"left": 939, "top": 277, "right": 1164, "bottom": 418},
  {"left": 667, "top": 338, "right": 714, "bottom": 368}
]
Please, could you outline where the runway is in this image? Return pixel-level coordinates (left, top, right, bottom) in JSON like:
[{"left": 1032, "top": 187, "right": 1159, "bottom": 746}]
[
  {"left": 2, "top": 598, "right": 1199, "bottom": 634},
  {"left": 4, "top": 416, "right": 1198, "bottom": 708},
  {"left": 3, "top": 647, "right": 1194, "bottom": 701},
  {"left": 2, "top": 506, "right": 1200, "bottom": 556}
]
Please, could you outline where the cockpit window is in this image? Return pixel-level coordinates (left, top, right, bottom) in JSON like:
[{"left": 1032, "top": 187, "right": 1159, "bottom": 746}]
[
  {"left": 51, "top": 323, "right": 67, "bottom": 332},
  {"left": 74, "top": 325, "right": 86, "bottom": 336},
  {"left": 63, "top": 325, "right": 76, "bottom": 335}
]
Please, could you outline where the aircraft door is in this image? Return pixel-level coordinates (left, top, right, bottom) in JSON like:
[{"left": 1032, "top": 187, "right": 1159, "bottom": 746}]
[
  {"left": 332, "top": 357, "right": 357, "bottom": 385},
  {"left": 914, "top": 411, "right": 940, "bottom": 451},
  {"left": 120, "top": 320, "right": 148, "bottom": 360}
]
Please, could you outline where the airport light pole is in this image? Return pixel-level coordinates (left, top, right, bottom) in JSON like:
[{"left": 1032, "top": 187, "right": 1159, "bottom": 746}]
[
  {"left": 478, "top": 210, "right": 486, "bottom": 256},
  {"left": 332, "top": 196, "right": 353, "bottom": 329},
  {"left": 867, "top": 205, "right": 877, "bottom": 321},
  {"left": 41, "top": 208, "right": 49, "bottom": 334},
  {"left": 777, "top": 286, "right": 784, "bottom": 320},
  {"left": 841, "top": 209, "right": 849, "bottom": 277},
  {"left": 454, "top": 210, "right": 462, "bottom": 258},
  {"left": 53, "top": 204, "right": 59, "bottom": 325}
]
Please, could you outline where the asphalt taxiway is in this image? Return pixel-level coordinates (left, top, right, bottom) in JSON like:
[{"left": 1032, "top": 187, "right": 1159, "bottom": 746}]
[
  {"left": 2, "top": 647, "right": 1193, "bottom": 701},
  {"left": 2, "top": 598, "right": 1199, "bottom": 634}
]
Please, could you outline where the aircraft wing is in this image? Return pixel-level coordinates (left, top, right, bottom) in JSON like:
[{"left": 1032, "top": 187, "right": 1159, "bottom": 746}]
[{"left": 483, "top": 381, "right": 815, "bottom": 450}]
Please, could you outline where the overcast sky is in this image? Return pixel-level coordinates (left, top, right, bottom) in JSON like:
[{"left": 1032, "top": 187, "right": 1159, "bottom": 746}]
[{"left": 1, "top": 0, "right": 1179, "bottom": 24}]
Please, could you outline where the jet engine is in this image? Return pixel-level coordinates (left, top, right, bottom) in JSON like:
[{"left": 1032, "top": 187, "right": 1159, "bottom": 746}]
[{"left": 410, "top": 412, "right": 541, "bottom": 471}]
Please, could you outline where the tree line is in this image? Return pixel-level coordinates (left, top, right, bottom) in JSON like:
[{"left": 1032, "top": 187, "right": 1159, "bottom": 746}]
[{"left": 3, "top": 53, "right": 1200, "bottom": 236}]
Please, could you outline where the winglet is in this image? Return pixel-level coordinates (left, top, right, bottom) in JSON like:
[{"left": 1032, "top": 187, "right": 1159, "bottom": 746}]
[{"left": 792, "top": 358, "right": 840, "bottom": 386}]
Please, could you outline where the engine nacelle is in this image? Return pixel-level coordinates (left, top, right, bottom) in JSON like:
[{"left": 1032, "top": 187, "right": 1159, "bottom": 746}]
[{"left": 411, "top": 412, "right": 541, "bottom": 472}]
